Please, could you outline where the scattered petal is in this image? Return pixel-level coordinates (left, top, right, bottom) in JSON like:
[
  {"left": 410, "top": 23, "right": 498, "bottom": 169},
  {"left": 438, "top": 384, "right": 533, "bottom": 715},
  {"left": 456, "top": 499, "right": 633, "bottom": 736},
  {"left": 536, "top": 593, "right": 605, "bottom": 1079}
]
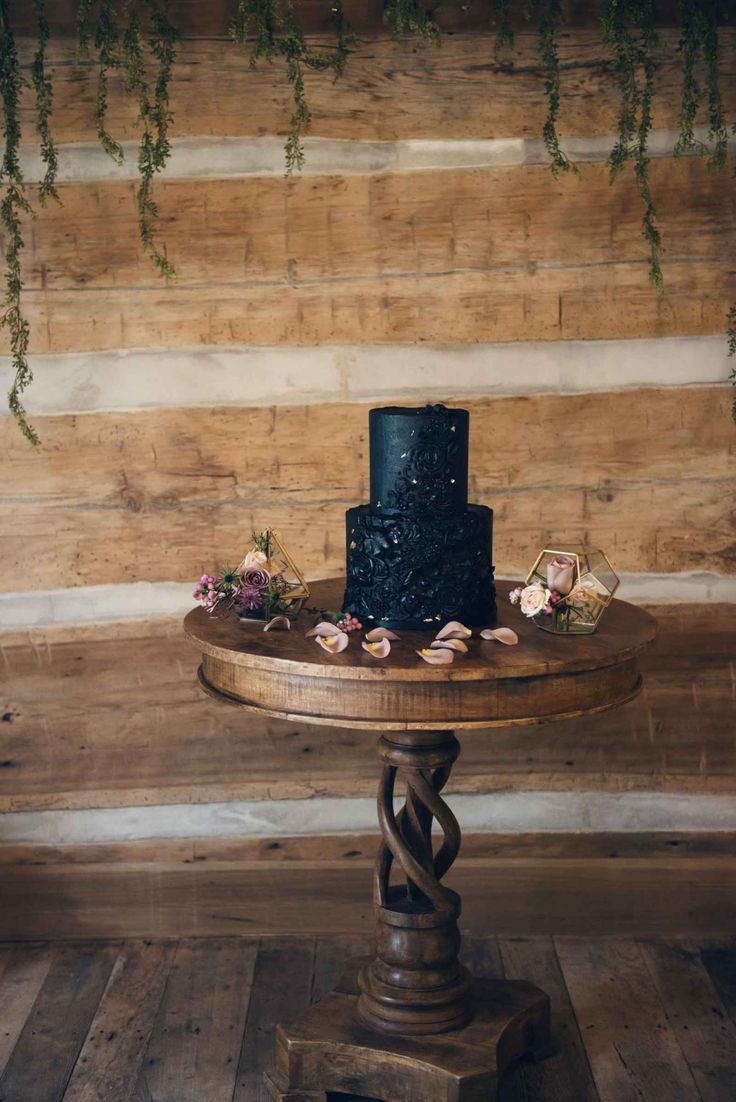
[
  {"left": 430, "top": 638, "right": 468, "bottom": 653},
  {"left": 362, "top": 638, "right": 391, "bottom": 658},
  {"left": 316, "top": 632, "right": 349, "bottom": 654},
  {"left": 263, "top": 615, "right": 291, "bottom": 632},
  {"left": 365, "top": 627, "right": 400, "bottom": 641},
  {"left": 416, "top": 647, "right": 454, "bottom": 665},
  {"left": 436, "top": 620, "right": 472, "bottom": 640},
  {"left": 480, "top": 626, "right": 519, "bottom": 646},
  {"left": 306, "top": 621, "right": 341, "bottom": 638}
]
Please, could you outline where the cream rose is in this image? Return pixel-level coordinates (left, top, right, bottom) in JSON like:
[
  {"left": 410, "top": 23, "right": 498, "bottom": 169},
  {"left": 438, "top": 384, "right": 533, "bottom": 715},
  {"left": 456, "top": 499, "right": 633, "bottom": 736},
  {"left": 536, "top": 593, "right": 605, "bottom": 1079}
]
[
  {"left": 243, "top": 549, "right": 269, "bottom": 570},
  {"left": 546, "top": 555, "right": 575, "bottom": 595},
  {"left": 519, "top": 582, "right": 550, "bottom": 618}
]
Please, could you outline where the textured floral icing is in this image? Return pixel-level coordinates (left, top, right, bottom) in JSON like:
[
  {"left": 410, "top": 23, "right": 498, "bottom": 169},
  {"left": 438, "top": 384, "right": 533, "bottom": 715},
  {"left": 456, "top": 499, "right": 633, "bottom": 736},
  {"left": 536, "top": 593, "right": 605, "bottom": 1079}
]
[
  {"left": 343, "top": 505, "right": 495, "bottom": 628},
  {"left": 345, "top": 403, "right": 495, "bottom": 629}
]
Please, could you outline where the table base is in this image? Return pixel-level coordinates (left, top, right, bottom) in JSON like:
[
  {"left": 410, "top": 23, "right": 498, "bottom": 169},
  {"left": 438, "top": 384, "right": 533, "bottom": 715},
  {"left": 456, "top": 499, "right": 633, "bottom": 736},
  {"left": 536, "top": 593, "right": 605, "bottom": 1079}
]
[{"left": 264, "top": 959, "right": 550, "bottom": 1102}]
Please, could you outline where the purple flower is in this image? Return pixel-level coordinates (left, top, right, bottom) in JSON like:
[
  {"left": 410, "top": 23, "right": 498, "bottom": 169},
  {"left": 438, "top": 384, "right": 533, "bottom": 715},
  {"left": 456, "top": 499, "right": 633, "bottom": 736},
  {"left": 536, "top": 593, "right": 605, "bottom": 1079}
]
[
  {"left": 239, "top": 585, "right": 263, "bottom": 611},
  {"left": 242, "top": 567, "right": 270, "bottom": 590}
]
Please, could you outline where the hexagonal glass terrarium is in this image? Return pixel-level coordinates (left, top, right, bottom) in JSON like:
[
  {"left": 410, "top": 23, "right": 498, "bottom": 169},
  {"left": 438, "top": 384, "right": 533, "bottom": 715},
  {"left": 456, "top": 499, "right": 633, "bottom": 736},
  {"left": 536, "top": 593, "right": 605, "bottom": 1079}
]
[{"left": 525, "top": 548, "right": 620, "bottom": 634}]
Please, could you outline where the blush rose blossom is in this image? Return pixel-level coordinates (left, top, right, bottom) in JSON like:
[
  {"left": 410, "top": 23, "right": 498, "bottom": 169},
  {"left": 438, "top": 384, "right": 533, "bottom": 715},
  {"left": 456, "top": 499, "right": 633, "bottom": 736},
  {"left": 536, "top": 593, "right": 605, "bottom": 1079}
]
[
  {"left": 546, "top": 555, "right": 575, "bottom": 596},
  {"left": 241, "top": 567, "right": 270, "bottom": 590},
  {"left": 519, "top": 582, "right": 551, "bottom": 618}
]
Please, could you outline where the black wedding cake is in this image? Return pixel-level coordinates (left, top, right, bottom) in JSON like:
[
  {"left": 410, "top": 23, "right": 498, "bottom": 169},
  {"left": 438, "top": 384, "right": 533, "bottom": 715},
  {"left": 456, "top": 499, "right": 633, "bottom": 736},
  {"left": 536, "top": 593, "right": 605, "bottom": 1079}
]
[{"left": 343, "top": 403, "right": 496, "bottom": 629}]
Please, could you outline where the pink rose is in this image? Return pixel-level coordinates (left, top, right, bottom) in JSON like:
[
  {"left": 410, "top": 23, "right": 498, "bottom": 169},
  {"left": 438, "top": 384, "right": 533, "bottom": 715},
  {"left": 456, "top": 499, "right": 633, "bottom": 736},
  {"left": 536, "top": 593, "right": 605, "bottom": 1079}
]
[
  {"left": 241, "top": 567, "right": 270, "bottom": 590},
  {"left": 243, "top": 549, "right": 270, "bottom": 571},
  {"left": 519, "top": 582, "right": 551, "bottom": 618},
  {"left": 546, "top": 555, "right": 575, "bottom": 596}
]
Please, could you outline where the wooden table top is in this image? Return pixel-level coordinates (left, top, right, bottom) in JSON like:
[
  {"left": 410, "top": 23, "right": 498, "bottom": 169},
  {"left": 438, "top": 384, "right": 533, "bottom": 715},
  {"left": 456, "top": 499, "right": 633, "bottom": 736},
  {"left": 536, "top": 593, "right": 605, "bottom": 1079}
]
[{"left": 185, "top": 578, "right": 657, "bottom": 730}]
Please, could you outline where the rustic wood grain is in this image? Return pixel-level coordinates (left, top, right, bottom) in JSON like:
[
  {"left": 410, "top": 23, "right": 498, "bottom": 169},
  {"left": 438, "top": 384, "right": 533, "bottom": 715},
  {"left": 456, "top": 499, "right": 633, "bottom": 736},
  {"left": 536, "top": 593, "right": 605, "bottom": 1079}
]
[
  {"left": 61, "top": 941, "right": 175, "bottom": 1102},
  {"left": 2, "top": 156, "right": 732, "bottom": 358},
  {"left": 700, "top": 939, "right": 736, "bottom": 1029},
  {"left": 6, "top": 2, "right": 701, "bottom": 38},
  {"left": 1, "top": 600, "right": 733, "bottom": 812},
  {"left": 10, "top": 258, "right": 732, "bottom": 354},
  {"left": 1, "top": 388, "right": 732, "bottom": 594},
  {"left": 16, "top": 158, "right": 727, "bottom": 293},
  {"left": 637, "top": 939, "right": 736, "bottom": 1102},
  {"left": 17, "top": 31, "right": 736, "bottom": 145},
  {"left": 555, "top": 938, "right": 701, "bottom": 1101},
  {"left": 0, "top": 944, "right": 118, "bottom": 1102},
  {"left": 0, "top": 935, "right": 734, "bottom": 1101},
  {"left": 0, "top": 946, "right": 55, "bottom": 1076},
  {"left": 498, "top": 936, "right": 599, "bottom": 1102},
  {"left": 184, "top": 579, "right": 654, "bottom": 727},
  {"left": 3, "top": 856, "right": 736, "bottom": 941},
  {"left": 132, "top": 938, "right": 258, "bottom": 1102},
  {"left": 234, "top": 937, "right": 316, "bottom": 1102}
]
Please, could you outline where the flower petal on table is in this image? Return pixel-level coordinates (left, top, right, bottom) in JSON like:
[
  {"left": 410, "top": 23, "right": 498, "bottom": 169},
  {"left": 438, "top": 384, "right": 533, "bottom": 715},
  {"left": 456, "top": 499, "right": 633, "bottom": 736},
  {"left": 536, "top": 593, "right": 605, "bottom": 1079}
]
[
  {"left": 316, "top": 632, "right": 349, "bottom": 654},
  {"left": 365, "top": 627, "right": 400, "bottom": 641},
  {"left": 263, "top": 615, "right": 291, "bottom": 632},
  {"left": 306, "top": 621, "right": 341, "bottom": 638},
  {"left": 430, "top": 638, "right": 468, "bottom": 653},
  {"left": 362, "top": 638, "right": 391, "bottom": 658},
  {"left": 435, "top": 620, "right": 472, "bottom": 640},
  {"left": 416, "top": 647, "right": 454, "bottom": 665},
  {"left": 480, "top": 627, "right": 519, "bottom": 645}
]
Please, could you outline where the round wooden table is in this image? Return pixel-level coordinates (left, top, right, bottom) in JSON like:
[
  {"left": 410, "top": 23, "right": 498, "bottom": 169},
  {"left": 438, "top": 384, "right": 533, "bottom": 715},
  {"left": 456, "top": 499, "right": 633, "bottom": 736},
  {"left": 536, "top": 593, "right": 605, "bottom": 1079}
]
[{"left": 185, "top": 578, "right": 657, "bottom": 1102}]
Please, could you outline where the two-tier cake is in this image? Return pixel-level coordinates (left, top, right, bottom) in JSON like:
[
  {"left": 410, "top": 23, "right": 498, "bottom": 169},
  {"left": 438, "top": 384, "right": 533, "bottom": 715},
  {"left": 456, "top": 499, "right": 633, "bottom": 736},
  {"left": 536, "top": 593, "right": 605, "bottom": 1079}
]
[{"left": 343, "top": 403, "right": 496, "bottom": 628}]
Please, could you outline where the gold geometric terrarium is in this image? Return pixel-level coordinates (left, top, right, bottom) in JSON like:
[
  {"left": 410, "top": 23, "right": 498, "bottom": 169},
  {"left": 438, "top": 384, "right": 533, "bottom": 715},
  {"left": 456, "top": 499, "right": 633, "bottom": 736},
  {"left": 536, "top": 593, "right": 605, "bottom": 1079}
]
[
  {"left": 237, "top": 528, "right": 310, "bottom": 623},
  {"left": 525, "top": 547, "right": 620, "bottom": 634}
]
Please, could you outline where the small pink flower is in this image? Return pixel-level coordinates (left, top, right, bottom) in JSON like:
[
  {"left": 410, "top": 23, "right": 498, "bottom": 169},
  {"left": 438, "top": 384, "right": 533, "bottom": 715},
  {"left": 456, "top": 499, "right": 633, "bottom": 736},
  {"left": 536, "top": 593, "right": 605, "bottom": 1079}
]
[{"left": 508, "top": 586, "right": 523, "bottom": 606}]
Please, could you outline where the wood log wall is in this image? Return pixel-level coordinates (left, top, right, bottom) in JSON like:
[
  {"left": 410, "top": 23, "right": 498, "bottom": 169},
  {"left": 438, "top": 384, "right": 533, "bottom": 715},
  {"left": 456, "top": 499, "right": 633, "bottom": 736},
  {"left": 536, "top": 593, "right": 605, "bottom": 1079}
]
[{"left": 1, "top": 4, "right": 735, "bottom": 859}]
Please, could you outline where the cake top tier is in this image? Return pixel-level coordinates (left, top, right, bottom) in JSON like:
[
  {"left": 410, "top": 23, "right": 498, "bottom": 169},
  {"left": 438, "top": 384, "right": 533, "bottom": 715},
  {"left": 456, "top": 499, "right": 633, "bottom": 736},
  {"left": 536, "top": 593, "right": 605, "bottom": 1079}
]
[{"left": 369, "top": 403, "right": 469, "bottom": 516}]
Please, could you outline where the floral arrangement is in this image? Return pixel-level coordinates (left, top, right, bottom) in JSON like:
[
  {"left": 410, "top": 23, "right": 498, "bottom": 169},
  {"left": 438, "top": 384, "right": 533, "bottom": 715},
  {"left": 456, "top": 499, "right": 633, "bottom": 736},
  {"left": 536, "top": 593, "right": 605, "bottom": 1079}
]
[
  {"left": 509, "top": 549, "right": 619, "bottom": 634},
  {"left": 193, "top": 530, "right": 309, "bottom": 622}
]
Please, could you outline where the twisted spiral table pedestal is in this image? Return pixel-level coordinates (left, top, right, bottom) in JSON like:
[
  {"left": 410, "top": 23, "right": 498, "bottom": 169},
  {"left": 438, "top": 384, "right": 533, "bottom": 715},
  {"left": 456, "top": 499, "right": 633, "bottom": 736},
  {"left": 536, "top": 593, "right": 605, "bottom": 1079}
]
[
  {"left": 264, "top": 728, "right": 550, "bottom": 1102},
  {"left": 184, "top": 578, "right": 656, "bottom": 1102}
]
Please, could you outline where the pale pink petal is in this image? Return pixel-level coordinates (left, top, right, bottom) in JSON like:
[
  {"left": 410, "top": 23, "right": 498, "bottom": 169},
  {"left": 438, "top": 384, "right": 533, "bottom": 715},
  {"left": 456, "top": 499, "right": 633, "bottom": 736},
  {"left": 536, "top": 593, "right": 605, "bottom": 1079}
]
[
  {"left": 365, "top": 627, "right": 400, "bottom": 642},
  {"left": 416, "top": 647, "right": 454, "bottom": 665},
  {"left": 435, "top": 620, "right": 472, "bottom": 640},
  {"left": 430, "top": 638, "right": 468, "bottom": 653},
  {"left": 316, "top": 632, "right": 349, "bottom": 654},
  {"left": 263, "top": 615, "right": 291, "bottom": 632},
  {"left": 306, "top": 621, "right": 342, "bottom": 638},
  {"left": 362, "top": 638, "right": 391, "bottom": 658},
  {"left": 480, "top": 626, "right": 519, "bottom": 645}
]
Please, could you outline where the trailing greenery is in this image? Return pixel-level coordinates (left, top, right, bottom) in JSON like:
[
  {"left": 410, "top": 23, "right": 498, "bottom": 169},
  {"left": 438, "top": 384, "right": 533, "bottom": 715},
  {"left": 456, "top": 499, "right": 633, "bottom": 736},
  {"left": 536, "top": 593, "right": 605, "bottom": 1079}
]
[
  {"left": 2, "top": 0, "right": 736, "bottom": 439},
  {"left": 536, "top": 0, "right": 580, "bottom": 178},
  {"left": 602, "top": 0, "right": 662, "bottom": 288},
  {"left": 231, "top": 0, "right": 349, "bottom": 173},
  {"left": 76, "top": 0, "right": 178, "bottom": 272},
  {"left": 0, "top": 0, "right": 37, "bottom": 443},
  {"left": 31, "top": 0, "right": 59, "bottom": 205},
  {"left": 384, "top": 0, "right": 440, "bottom": 41},
  {"left": 675, "top": 0, "right": 728, "bottom": 168}
]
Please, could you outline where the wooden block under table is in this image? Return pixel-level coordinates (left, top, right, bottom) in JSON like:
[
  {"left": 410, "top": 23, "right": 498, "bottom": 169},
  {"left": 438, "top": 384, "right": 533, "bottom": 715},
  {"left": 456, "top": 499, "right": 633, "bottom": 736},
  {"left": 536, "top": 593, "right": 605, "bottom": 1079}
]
[{"left": 264, "top": 961, "right": 550, "bottom": 1102}]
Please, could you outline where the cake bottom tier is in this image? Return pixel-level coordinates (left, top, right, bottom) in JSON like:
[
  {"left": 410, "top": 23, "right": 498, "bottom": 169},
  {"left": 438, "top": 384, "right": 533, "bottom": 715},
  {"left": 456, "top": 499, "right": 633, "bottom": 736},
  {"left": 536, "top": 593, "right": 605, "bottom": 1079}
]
[{"left": 343, "top": 504, "right": 496, "bottom": 629}]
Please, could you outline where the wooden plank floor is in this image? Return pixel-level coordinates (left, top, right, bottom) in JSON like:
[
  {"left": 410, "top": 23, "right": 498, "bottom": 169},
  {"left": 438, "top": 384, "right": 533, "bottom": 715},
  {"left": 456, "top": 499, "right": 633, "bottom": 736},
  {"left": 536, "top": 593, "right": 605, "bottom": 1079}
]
[{"left": 0, "top": 935, "right": 733, "bottom": 1101}]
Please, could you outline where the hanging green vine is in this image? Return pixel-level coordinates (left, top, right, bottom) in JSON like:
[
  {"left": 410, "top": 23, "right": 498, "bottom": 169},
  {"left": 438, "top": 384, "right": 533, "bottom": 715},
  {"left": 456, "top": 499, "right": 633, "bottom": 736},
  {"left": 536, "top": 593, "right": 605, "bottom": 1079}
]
[
  {"left": 31, "top": 0, "right": 59, "bottom": 205},
  {"left": 536, "top": 0, "right": 580, "bottom": 178},
  {"left": 384, "top": 0, "right": 440, "bottom": 41},
  {"left": 602, "top": 0, "right": 662, "bottom": 288},
  {"left": 2, "top": 0, "right": 736, "bottom": 439},
  {"left": 0, "top": 0, "right": 37, "bottom": 444},
  {"left": 491, "top": 0, "right": 514, "bottom": 60},
  {"left": 675, "top": 0, "right": 728, "bottom": 168},
  {"left": 231, "top": 0, "right": 349, "bottom": 174},
  {"left": 77, "top": 0, "right": 178, "bottom": 272}
]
